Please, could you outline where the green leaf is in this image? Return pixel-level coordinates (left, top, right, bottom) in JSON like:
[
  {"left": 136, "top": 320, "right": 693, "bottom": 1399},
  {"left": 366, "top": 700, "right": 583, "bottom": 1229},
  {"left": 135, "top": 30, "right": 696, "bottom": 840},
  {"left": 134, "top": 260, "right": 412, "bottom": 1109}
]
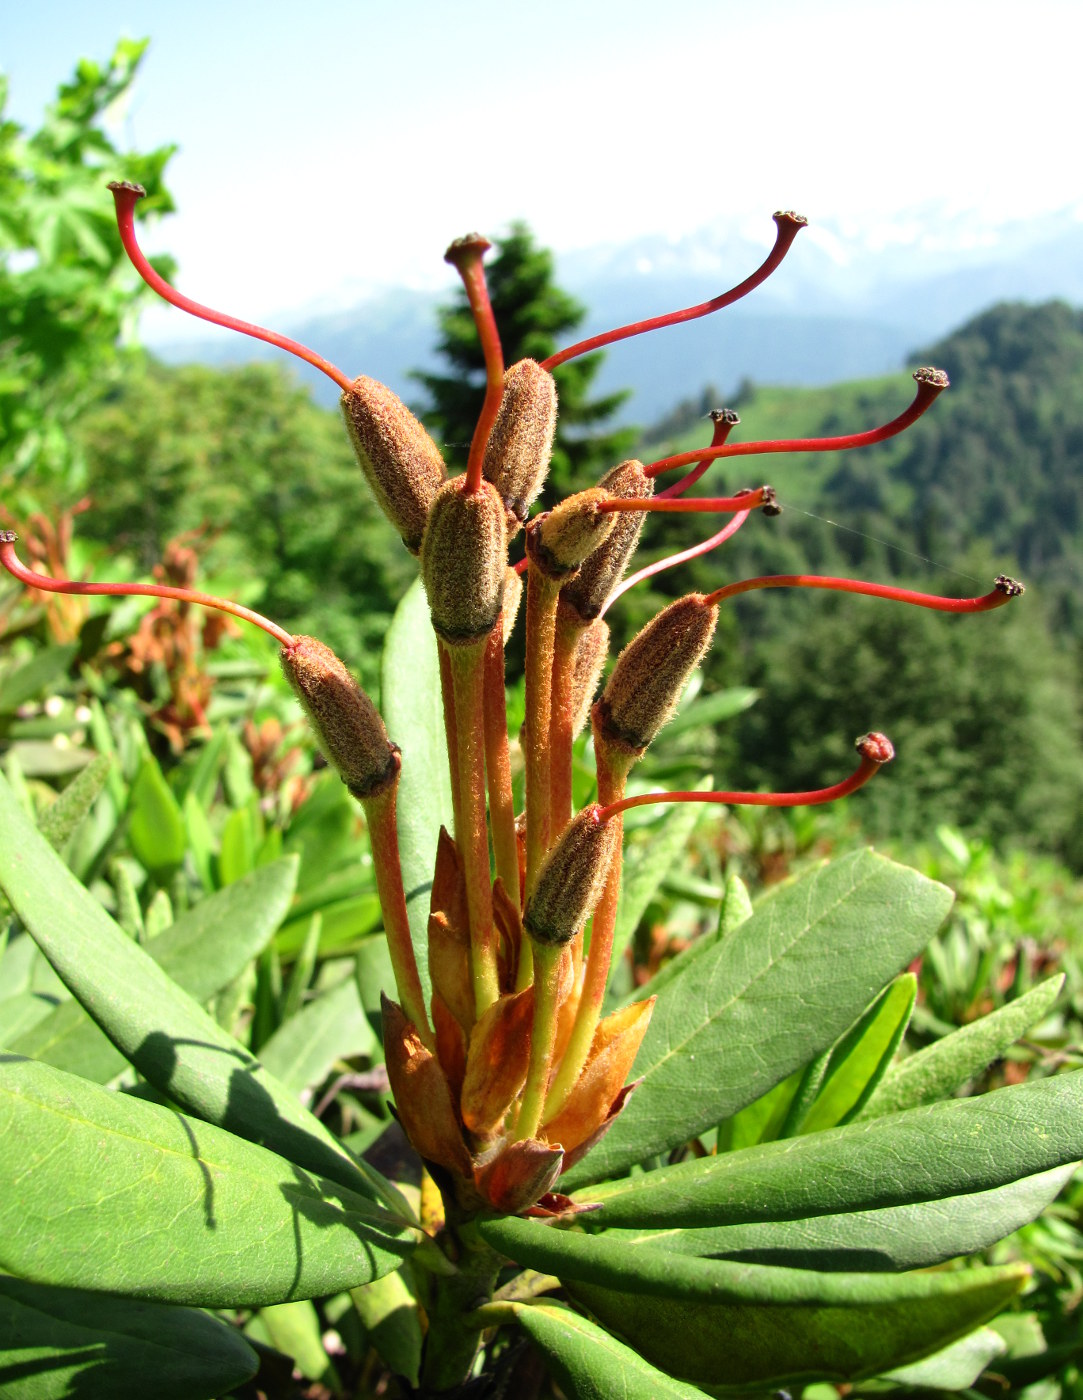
[
  {"left": 0, "top": 1275, "right": 258, "bottom": 1400},
  {"left": 351, "top": 1270, "right": 423, "bottom": 1389},
  {"left": 0, "top": 769, "right": 399, "bottom": 1207},
  {"left": 883, "top": 1325, "right": 1006, "bottom": 1389},
  {"left": 257, "top": 1300, "right": 339, "bottom": 1387},
  {"left": 795, "top": 973, "right": 916, "bottom": 1135},
  {"left": 564, "top": 850, "right": 953, "bottom": 1187},
  {"left": 0, "top": 1056, "right": 413, "bottom": 1306},
  {"left": 36, "top": 753, "right": 111, "bottom": 853},
  {"left": 609, "top": 777, "right": 712, "bottom": 974},
  {"left": 381, "top": 577, "right": 451, "bottom": 1013},
  {"left": 11, "top": 858, "right": 299, "bottom": 1084},
  {"left": 127, "top": 753, "right": 186, "bottom": 878},
  {"left": 258, "top": 971, "right": 376, "bottom": 1095},
  {"left": 861, "top": 975, "right": 1065, "bottom": 1118},
  {"left": 661, "top": 686, "right": 759, "bottom": 740},
  {"left": 218, "top": 803, "right": 257, "bottom": 884},
  {"left": 594, "top": 1164, "right": 1075, "bottom": 1272},
  {"left": 0, "top": 644, "right": 78, "bottom": 714},
  {"left": 511, "top": 1301, "right": 709, "bottom": 1400},
  {"left": 481, "top": 1217, "right": 1028, "bottom": 1389},
  {"left": 576, "top": 1073, "right": 1083, "bottom": 1228}
]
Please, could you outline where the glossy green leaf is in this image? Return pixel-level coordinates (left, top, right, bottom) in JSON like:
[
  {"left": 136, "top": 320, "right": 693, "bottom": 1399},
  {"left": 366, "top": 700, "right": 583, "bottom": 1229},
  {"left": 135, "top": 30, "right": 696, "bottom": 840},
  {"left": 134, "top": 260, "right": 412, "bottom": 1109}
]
[
  {"left": 576, "top": 1073, "right": 1083, "bottom": 1228},
  {"left": 568, "top": 1268, "right": 1025, "bottom": 1390},
  {"left": 36, "top": 753, "right": 111, "bottom": 853},
  {"left": 381, "top": 576, "right": 450, "bottom": 1013},
  {"left": 0, "top": 1275, "right": 258, "bottom": 1400},
  {"left": 218, "top": 803, "right": 257, "bottom": 884},
  {"left": 564, "top": 850, "right": 954, "bottom": 1187},
  {"left": 511, "top": 1301, "right": 709, "bottom": 1400},
  {"left": 258, "top": 1300, "right": 340, "bottom": 1387},
  {"left": 861, "top": 975, "right": 1064, "bottom": 1118},
  {"left": 481, "top": 1213, "right": 1027, "bottom": 1309},
  {"left": 660, "top": 686, "right": 759, "bottom": 739},
  {"left": 127, "top": 753, "right": 186, "bottom": 878},
  {"left": 482, "top": 1218, "right": 1027, "bottom": 1389},
  {"left": 11, "top": 858, "right": 299, "bottom": 1084},
  {"left": 276, "top": 892, "right": 383, "bottom": 958},
  {"left": 0, "top": 769, "right": 399, "bottom": 1206},
  {"left": 883, "top": 1325, "right": 1006, "bottom": 1389},
  {"left": 352, "top": 1270, "right": 423, "bottom": 1389},
  {"left": 593, "top": 1163, "right": 1075, "bottom": 1271},
  {"left": 258, "top": 971, "right": 376, "bottom": 1095},
  {"left": 609, "top": 777, "right": 712, "bottom": 973},
  {"left": 0, "top": 1056, "right": 413, "bottom": 1306},
  {"left": 0, "top": 644, "right": 78, "bottom": 714},
  {"left": 796, "top": 973, "right": 916, "bottom": 1134}
]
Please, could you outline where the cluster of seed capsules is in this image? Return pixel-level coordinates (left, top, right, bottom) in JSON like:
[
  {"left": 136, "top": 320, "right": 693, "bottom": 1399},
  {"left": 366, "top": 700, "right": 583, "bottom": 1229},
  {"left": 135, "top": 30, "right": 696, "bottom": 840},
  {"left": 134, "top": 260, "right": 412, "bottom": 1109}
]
[{"left": 0, "top": 186, "right": 1024, "bottom": 1216}]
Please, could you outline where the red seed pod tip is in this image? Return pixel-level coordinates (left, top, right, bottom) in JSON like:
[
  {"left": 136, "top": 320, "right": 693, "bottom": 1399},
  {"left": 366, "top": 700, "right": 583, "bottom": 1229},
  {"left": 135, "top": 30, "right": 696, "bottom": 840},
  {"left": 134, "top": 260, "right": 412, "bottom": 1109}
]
[
  {"left": 994, "top": 574, "right": 1025, "bottom": 598},
  {"left": 914, "top": 366, "right": 950, "bottom": 390},
  {"left": 856, "top": 732, "right": 895, "bottom": 764},
  {"left": 709, "top": 408, "right": 740, "bottom": 426},
  {"left": 444, "top": 232, "right": 492, "bottom": 266},
  {"left": 106, "top": 180, "right": 146, "bottom": 202},
  {"left": 760, "top": 485, "right": 782, "bottom": 517},
  {"left": 0, "top": 530, "right": 16, "bottom": 545},
  {"left": 774, "top": 210, "right": 809, "bottom": 229}
]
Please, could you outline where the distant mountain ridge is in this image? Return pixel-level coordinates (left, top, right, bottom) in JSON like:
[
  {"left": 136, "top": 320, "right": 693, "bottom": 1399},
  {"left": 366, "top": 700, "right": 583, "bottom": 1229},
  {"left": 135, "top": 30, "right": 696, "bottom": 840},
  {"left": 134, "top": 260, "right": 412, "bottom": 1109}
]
[{"left": 150, "top": 208, "right": 1083, "bottom": 425}]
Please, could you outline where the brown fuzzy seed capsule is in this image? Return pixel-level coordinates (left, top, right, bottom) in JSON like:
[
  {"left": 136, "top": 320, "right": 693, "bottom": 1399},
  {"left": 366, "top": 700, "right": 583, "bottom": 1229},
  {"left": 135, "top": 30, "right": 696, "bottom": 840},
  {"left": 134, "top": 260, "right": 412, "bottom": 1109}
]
[
  {"left": 596, "top": 594, "right": 719, "bottom": 754},
  {"left": 341, "top": 376, "right": 447, "bottom": 553},
  {"left": 482, "top": 359, "right": 558, "bottom": 534},
  {"left": 420, "top": 476, "right": 508, "bottom": 645},
  {"left": 524, "top": 804, "right": 621, "bottom": 948},
  {"left": 281, "top": 635, "right": 397, "bottom": 799},
  {"left": 569, "top": 618, "right": 610, "bottom": 738},
  {"left": 528, "top": 488, "right": 617, "bottom": 581},
  {"left": 856, "top": 731, "right": 895, "bottom": 765},
  {"left": 502, "top": 566, "right": 524, "bottom": 644},
  {"left": 560, "top": 460, "right": 652, "bottom": 624}
]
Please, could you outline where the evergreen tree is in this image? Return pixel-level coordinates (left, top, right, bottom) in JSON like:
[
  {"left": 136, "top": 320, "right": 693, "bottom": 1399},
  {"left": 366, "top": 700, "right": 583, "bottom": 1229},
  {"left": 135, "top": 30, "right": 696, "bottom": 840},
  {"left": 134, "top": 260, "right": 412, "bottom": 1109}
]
[{"left": 414, "top": 223, "right": 636, "bottom": 499}]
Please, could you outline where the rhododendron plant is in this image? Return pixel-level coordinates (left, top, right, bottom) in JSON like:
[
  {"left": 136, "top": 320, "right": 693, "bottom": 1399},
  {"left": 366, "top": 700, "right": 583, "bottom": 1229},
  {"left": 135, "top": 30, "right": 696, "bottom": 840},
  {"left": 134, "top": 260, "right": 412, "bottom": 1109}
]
[{"left": 1, "top": 182, "right": 1077, "bottom": 1400}]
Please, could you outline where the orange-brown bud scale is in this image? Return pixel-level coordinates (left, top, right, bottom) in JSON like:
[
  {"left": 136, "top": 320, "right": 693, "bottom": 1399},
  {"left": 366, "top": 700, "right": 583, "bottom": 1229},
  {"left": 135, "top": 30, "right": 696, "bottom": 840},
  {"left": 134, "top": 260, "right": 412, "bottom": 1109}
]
[
  {"left": 381, "top": 995, "right": 472, "bottom": 1180},
  {"left": 341, "top": 377, "right": 447, "bottom": 553},
  {"left": 543, "top": 997, "right": 655, "bottom": 1154},
  {"left": 527, "top": 489, "right": 618, "bottom": 581},
  {"left": 559, "top": 460, "right": 654, "bottom": 624},
  {"left": 524, "top": 804, "right": 622, "bottom": 949},
  {"left": 280, "top": 635, "right": 397, "bottom": 799},
  {"left": 421, "top": 477, "right": 508, "bottom": 644},
  {"left": 595, "top": 594, "right": 720, "bottom": 755},
  {"left": 482, "top": 359, "right": 558, "bottom": 533},
  {"left": 460, "top": 986, "right": 535, "bottom": 1136}
]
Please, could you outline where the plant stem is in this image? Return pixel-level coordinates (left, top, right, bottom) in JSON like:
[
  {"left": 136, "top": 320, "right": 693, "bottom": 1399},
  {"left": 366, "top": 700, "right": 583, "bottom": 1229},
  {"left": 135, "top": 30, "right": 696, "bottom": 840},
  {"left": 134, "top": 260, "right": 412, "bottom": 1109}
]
[
  {"left": 484, "top": 616, "right": 520, "bottom": 902},
  {"left": 363, "top": 781, "right": 435, "bottom": 1049},
  {"left": 449, "top": 642, "right": 501, "bottom": 1016},
  {"left": 524, "top": 565, "right": 560, "bottom": 900},
  {"left": 419, "top": 1226, "right": 503, "bottom": 1392},
  {"left": 515, "top": 941, "right": 564, "bottom": 1141},
  {"left": 544, "top": 734, "right": 632, "bottom": 1118}
]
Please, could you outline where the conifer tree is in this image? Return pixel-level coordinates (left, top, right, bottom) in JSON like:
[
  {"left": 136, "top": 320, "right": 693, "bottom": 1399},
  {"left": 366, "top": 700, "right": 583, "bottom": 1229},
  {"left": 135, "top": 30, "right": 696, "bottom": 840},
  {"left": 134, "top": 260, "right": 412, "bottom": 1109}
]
[{"left": 414, "top": 223, "right": 636, "bottom": 499}]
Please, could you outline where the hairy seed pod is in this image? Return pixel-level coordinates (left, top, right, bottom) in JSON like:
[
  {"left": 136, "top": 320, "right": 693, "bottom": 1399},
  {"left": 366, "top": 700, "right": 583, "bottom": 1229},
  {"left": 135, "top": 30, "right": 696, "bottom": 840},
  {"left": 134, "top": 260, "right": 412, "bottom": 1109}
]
[
  {"left": 421, "top": 476, "right": 508, "bottom": 645},
  {"left": 528, "top": 488, "right": 617, "bottom": 581},
  {"left": 595, "top": 594, "right": 719, "bottom": 754},
  {"left": 569, "top": 618, "right": 610, "bottom": 738},
  {"left": 560, "top": 460, "right": 652, "bottom": 624},
  {"left": 482, "top": 359, "right": 557, "bottom": 534},
  {"left": 341, "top": 376, "right": 447, "bottom": 553},
  {"left": 281, "top": 635, "right": 398, "bottom": 799},
  {"left": 502, "top": 566, "right": 524, "bottom": 644},
  {"left": 523, "top": 804, "right": 621, "bottom": 948}
]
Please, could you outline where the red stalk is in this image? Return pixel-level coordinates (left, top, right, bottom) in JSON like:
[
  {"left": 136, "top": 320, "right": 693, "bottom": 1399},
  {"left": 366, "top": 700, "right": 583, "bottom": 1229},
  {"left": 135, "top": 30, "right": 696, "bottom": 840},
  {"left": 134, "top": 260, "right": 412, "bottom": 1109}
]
[
  {"left": 444, "top": 234, "right": 505, "bottom": 495},
  {"left": 705, "top": 574, "right": 1025, "bottom": 613},
  {"left": 599, "top": 486, "right": 774, "bottom": 515},
  {"left": 601, "top": 511, "right": 751, "bottom": 619},
  {"left": 644, "top": 368, "right": 949, "bottom": 480},
  {"left": 542, "top": 211, "right": 806, "bottom": 370},
  {"left": 598, "top": 734, "right": 896, "bottom": 820},
  {"left": 107, "top": 182, "right": 353, "bottom": 394},
  {"left": 1, "top": 532, "right": 293, "bottom": 646},
  {"left": 657, "top": 408, "right": 739, "bottom": 500}
]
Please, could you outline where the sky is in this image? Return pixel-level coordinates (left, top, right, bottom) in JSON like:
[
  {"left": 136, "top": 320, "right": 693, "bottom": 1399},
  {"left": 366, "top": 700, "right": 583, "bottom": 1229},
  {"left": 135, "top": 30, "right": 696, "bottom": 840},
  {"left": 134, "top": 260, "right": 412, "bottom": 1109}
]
[{"left": 4, "top": 0, "right": 1082, "bottom": 340}]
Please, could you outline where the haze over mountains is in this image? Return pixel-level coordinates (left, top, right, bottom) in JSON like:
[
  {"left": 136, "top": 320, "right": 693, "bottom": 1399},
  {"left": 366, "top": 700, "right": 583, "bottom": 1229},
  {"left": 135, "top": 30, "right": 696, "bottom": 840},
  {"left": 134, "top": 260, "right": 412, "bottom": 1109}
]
[{"left": 150, "top": 206, "right": 1083, "bottom": 425}]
